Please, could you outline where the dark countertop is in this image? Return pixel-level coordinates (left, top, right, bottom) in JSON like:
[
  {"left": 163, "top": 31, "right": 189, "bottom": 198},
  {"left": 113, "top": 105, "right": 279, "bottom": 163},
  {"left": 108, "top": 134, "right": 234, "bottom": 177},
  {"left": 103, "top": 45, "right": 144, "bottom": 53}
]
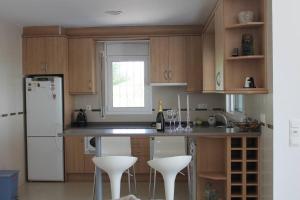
[{"left": 64, "top": 122, "right": 261, "bottom": 137}]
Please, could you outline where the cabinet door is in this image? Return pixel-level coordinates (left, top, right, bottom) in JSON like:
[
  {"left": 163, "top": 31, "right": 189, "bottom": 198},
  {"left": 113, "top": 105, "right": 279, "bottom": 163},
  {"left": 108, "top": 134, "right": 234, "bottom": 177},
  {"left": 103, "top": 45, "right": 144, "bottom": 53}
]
[
  {"left": 69, "top": 38, "right": 96, "bottom": 94},
  {"left": 215, "top": 1, "right": 225, "bottom": 91},
  {"left": 150, "top": 37, "right": 169, "bottom": 83},
  {"left": 169, "top": 36, "right": 186, "bottom": 83},
  {"left": 64, "top": 137, "right": 85, "bottom": 173},
  {"left": 45, "top": 37, "right": 68, "bottom": 74},
  {"left": 131, "top": 137, "right": 150, "bottom": 174},
  {"left": 23, "top": 37, "right": 46, "bottom": 75},
  {"left": 186, "top": 36, "right": 203, "bottom": 92},
  {"left": 84, "top": 155, "right": 95, "bottom": 173}
]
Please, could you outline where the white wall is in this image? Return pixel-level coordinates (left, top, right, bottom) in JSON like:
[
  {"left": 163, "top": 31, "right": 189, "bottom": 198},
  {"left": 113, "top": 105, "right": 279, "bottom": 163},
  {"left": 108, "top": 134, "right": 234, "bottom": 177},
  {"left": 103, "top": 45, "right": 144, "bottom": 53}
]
[
  {"left": 244, "top": 0, "right": 273, "bottom": 199},
  {"left": 0, "top": 20, "right": 25, "bottom": 185},
  {"left": 273, "top": 0, "right": 300, "bottom": 199}
]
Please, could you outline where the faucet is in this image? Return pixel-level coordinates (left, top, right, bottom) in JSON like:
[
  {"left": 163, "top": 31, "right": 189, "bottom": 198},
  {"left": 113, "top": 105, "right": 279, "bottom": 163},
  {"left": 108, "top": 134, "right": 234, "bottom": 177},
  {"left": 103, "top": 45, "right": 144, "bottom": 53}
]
[{"left": 215, "top": 113, "right": 228, "bottom": 127}]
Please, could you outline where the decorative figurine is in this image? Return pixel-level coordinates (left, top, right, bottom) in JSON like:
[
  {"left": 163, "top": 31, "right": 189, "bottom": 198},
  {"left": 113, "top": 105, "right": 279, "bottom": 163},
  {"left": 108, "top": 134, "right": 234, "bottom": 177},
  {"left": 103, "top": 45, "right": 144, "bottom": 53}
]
[{"left": 242, "top": 33, "right": 254, "bottom": 56}]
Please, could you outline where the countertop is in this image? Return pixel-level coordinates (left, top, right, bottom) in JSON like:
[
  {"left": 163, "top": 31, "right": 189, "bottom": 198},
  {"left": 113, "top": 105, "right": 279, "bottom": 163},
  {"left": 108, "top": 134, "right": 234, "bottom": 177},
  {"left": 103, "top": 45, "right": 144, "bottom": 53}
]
[{"left": 64, "top": 122, "right": 261, "bottom": 137}]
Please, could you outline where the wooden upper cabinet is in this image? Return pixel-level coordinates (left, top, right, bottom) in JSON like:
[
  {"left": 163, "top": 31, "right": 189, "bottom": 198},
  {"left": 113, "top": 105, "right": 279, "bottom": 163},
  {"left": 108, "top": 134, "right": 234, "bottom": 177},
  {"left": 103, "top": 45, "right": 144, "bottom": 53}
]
[
  {"left": 69, "top": 38, "right": 96, "bottom": 94},
  {"left": 168, "top": 36, "right": 186, "bottom": 83},
  {"left": 45, "top": 37, "right": 68, "bottom": 74},
  {"left": 23, "top": 37, "right": 46, "bottom": 75},
  {"left": 186, "top": 36, "right": 203, "bottom": 92},
  {"left": 23, "top": 37, "right": 67, "bottom": 75},
  {"left": 150, "top": 36, "right": 186, "bottom": 84},
  {"left": 150, "top": 37, "right": 169, "bottom": 83}
]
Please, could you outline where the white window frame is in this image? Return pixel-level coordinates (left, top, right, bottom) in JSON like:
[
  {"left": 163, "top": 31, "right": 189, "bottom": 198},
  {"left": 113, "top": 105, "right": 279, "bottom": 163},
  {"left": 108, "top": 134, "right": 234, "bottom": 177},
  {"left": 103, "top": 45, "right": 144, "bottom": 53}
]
[{"left": 104, "top": 42, "right": 152, "bottom": 115}]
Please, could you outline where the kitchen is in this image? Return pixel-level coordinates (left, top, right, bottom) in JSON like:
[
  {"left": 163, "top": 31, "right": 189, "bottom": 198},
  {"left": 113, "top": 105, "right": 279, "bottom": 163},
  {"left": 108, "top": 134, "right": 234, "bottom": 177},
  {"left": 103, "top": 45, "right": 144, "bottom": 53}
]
[{"left": 0, "top": 0, "right": 299, "bottom": 200}]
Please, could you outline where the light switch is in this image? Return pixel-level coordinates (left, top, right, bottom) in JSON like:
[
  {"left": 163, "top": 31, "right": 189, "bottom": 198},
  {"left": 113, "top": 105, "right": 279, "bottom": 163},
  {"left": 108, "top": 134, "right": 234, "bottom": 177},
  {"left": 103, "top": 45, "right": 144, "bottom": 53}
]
[{"left": 289, "top": 119, "right": 300, "bottom": 147}]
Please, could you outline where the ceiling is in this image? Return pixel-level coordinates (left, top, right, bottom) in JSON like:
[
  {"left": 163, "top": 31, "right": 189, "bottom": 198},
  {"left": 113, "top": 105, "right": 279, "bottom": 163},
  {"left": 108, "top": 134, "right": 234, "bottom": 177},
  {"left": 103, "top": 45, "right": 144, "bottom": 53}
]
[{"left": 0, "top": 0, "right": 218, "bottom": 27}]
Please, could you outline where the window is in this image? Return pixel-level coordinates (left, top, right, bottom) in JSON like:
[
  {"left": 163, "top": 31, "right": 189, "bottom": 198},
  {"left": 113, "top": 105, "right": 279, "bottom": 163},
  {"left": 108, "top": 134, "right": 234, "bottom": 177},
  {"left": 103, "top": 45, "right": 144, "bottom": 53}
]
[
  {"left": 104, "top": 42, "right": 152, "bottom": 114},
  {"left": 226, "top": 94, "right": 244, "bottom": 113}
]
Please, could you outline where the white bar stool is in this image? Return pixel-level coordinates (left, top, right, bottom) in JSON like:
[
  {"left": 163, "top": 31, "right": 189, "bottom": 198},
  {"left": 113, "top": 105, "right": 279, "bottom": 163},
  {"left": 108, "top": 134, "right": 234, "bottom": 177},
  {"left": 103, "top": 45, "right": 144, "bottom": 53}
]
[
  {"left": 93, "top": 137, "right": 137, "bottom": 199},
  {"left": 147, "top": 155, "right": 192, "bottom": 200},
  {"left": 93, "top": 156, "right": 137, "bottom": 200},
  {"left": 149, "top": 136, "right": 190, "bottom": 198}
]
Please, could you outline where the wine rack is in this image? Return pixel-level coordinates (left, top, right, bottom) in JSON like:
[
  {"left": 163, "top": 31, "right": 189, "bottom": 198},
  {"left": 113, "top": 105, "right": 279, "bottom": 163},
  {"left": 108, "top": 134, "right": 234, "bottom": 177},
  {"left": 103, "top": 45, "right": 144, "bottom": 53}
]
[{"left": 227, "top": 136, "right": 259, "bottom": 200}]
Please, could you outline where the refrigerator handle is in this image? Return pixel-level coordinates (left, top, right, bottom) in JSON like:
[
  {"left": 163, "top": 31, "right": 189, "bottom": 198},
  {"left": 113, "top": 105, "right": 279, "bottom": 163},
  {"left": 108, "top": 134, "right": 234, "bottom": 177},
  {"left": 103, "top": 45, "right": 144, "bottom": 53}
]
[
  {"left": 57, "top": 133, "right": 63, "bottom": 137},
  {"left": 55, "top": 135, "right": 63, "bottom": 152}
]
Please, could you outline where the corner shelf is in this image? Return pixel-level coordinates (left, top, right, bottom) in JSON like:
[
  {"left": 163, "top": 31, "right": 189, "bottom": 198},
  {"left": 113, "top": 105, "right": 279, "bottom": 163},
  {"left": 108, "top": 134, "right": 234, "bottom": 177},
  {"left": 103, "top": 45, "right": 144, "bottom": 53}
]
[
  {"left": 198, "top": 172, "right": 227, "bottom": 181},
  {"left": 226, "top": 22, "right": 264, "bottom": 29},
  {"left": 226, "top": 55, "right": 265, "bottom": 60},
  {"left": 224, "top": 88, "right": 268, "bottom": 94}
]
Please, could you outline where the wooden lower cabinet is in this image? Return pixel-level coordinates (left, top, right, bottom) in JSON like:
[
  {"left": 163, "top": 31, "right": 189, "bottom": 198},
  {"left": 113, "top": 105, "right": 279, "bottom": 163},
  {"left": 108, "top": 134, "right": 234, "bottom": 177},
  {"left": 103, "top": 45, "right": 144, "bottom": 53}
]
[
  {"left": 197, "top": 136, "right": 260, "bottom": 200},
  {"left": 64, "top": 136, "right": 150, "bottom": 181}
]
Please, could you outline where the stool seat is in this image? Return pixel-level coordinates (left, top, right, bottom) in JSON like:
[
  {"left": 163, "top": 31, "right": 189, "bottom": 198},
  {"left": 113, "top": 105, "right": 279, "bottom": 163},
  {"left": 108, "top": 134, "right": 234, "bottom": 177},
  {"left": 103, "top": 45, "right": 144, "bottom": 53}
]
[
  {"left": 93, "top": 156, "right": 137, "bottom": 200},
  {"left": 147, "top": 156, "right": 192, "bottom": 200}
]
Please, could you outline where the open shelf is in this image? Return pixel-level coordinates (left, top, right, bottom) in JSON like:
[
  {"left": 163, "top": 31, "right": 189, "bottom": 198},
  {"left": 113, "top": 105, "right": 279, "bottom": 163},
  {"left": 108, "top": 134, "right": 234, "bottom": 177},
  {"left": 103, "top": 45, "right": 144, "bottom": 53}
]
[
  {"left": 198, "top": 172, "right": 227, "bottom": 181},
  {"left": 226, "top": 22, "right": 264, "bottom": 29},
  {"left": 226, "top": 55, "right": 265, "bottom": 60},
  {"left": 224, "top": 88, "right": 268, "bottom": 94}
]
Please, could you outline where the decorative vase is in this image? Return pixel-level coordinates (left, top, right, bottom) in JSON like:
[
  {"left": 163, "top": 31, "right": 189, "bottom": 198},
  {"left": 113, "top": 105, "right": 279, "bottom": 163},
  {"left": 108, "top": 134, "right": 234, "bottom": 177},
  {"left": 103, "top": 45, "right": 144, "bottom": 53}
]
[
  {"left": 238, "top": 11, "right": 254, "bottom": 24},
  {"left": 242, "top": 34, "right": 254, "bottom": 56}
]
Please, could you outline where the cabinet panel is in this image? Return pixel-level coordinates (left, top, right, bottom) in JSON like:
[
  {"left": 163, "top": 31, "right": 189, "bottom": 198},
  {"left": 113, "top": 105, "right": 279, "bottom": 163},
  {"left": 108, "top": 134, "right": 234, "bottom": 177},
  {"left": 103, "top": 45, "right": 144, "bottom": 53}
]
[
  {"left": 23, "top": 37, "right": 46, "bottom": 75},
  {"left": 203, "top": 17, "right": 216, "bottom": 92},
  {"left": 69, "top": 38, "right": 96, "bottom": 94},
  {"left": 84, "top": 155, "right": 95, "bottom": 173},
  {"left": 169, "top": 36, "right": 186, "bottom": 83},
  {"left": 150, "top": 37, "right": 169, "bottom": 83},
  {"left": 64, "top": 136, "right": 85, "bottom": 173},
  {"left": 45, "top": 37, "right": 68, "bottom": 74},
  {"left": 214, "top": 1, "right": 225, "bottom": 91},
  {"left": 186, "top": 36, "right": 203, "bottom": 92},
  {"left": 131, "top": 137, "right": 150, "bottom": 174}
]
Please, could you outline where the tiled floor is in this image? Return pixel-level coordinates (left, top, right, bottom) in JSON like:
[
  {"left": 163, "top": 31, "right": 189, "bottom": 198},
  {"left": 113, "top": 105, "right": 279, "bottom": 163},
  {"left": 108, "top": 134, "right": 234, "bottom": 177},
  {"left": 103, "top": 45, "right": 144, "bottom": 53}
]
[{"left": 19, "top": 181, "right": 189, "bottom": 200}]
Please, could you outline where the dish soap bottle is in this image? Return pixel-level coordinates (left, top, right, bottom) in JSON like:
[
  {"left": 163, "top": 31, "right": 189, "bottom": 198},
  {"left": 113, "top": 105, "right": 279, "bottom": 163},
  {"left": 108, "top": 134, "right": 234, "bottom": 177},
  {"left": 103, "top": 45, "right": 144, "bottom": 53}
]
[{"left": 156, "top": 100, "right": 165, "bottom": 132}]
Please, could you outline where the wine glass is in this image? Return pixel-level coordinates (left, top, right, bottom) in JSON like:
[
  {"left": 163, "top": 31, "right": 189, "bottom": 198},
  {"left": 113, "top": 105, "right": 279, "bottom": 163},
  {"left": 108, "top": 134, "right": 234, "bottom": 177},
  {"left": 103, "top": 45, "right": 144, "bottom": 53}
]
[
  {"left": 172, "top": 109, "right": 178, "bottom": 131},
  {"left": 166, "top": 110, "right": 173, "bottom": 132}
]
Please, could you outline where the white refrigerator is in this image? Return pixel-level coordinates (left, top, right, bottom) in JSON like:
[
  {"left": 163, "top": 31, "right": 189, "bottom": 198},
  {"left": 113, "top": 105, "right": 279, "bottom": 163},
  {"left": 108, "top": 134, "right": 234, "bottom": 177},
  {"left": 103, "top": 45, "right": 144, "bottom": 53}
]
[{"left": 26, "top": 76, "right": 64, "bottom": 181}]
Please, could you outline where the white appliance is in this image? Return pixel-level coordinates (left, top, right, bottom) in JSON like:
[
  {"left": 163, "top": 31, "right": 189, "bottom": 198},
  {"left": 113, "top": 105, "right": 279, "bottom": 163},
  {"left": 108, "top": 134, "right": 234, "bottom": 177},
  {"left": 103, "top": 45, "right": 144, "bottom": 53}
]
[
  {"left": 26, "top": 76, "right": 64, "bottom": 181},
  {"left": 85, "top": 136, "right": 96, "bottom": 154}
]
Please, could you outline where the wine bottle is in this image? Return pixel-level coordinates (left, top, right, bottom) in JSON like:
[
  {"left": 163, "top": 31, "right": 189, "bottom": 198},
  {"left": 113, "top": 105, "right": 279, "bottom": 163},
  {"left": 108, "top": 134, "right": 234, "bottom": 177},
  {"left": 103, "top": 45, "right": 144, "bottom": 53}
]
[{"left": 156, "top": 100, "right": 165, "bottom": 131}]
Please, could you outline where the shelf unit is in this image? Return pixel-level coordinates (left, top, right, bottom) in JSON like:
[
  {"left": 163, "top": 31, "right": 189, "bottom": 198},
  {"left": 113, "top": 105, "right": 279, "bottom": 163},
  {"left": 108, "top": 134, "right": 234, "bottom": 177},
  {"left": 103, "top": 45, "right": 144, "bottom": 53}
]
[
  {"left": 212, "top": 0, "right": 267, "bottom": 93},
  {"left": 226, "top": 22, "right": 264, "bottom": 29},
  {"left": 197, "top": 137, "right": 227, "bottom": 200},
  {"left": 227, "top": 136, "right": 260, "bottom": 200}
]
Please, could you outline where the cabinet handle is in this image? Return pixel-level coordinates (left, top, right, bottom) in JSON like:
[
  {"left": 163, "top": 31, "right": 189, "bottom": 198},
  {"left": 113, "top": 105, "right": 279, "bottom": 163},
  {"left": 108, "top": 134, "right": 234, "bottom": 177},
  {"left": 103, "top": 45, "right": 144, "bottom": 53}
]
[
  {"left": 45, "top": 64, "right": 48, "bottom": 73},
  {"left": 163, "top": 70, "right": 168, "bottom": 80},
  {"left": 168, "top": 70, "right": 172, "bottom": 80},
  {"left": 88, "top": 80, "right": 92, "bottom": 90}
]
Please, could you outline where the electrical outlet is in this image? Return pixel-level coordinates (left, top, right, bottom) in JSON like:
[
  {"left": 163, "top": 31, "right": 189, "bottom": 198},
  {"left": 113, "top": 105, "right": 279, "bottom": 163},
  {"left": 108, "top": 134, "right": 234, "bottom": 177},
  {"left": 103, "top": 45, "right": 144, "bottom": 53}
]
[{"left": 86, "top": 105, "right": 92, "bottom": 111}]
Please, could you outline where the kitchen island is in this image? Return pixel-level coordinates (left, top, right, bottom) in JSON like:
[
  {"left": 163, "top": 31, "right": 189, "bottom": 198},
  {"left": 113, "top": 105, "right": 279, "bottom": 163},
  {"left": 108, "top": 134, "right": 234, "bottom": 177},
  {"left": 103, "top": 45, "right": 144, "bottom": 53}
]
[{"left": 64, "top": 125, "right": 260, "bottom": 200}]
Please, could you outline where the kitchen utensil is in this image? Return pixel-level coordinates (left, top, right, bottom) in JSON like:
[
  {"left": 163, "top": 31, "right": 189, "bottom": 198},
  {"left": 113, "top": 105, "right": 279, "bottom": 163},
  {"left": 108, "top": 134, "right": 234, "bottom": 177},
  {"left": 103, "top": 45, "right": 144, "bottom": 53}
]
[
  {"left": 208, "top": 115, "right": 216, "bottom": 126},
  {"left": 244, "top": 77, "right": 256, "bottom": 88},
  {"left": 242, "top": 34, "right": 254, "bottom": 56},
  {"left": 75, "top": 109, "right": 87, "bottom": 127}
]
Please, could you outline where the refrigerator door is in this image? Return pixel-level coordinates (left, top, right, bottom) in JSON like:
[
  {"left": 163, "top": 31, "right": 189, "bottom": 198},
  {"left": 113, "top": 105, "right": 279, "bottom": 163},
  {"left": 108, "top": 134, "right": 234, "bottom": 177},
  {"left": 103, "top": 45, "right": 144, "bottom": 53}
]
[
  {"left": 27, "top": 137, "right": 64, "bottom": 181},
  {"left": 26, "top": 77, "right": 63, "bottom": 137}
]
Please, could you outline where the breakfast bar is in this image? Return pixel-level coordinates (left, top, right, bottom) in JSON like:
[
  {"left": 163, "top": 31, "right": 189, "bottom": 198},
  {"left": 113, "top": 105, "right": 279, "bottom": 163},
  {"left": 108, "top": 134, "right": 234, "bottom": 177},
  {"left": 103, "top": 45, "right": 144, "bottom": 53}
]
[{"left": 64, "top": 126, "right": 260, "bottom": 200}]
